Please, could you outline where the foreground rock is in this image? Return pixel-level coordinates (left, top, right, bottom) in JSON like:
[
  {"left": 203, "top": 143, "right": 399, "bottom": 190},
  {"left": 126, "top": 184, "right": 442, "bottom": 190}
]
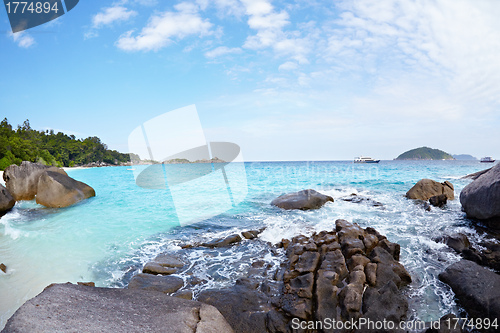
[
  {"left": 35, "top": 171, "right": 95, "bottom": 208},
  {"left": 0, "top": 184, "right": 15, "bottom": 216},
  {"left": 3, "top": 161, "right": 67, "bottom": 201},
  {"left": 195, "top": 220, "right": 411, "bottom": 332},
  {"left": 439, "top": 260, "right": 500, "bottom": 324},
  {"left": 460, "top": 162, "right": 500, "bottom": 223},
  {"left": 271, "top": 189, "right": 334, "bottom": 210},
  {"left": 406, "top": 179, "right": 454, "bottom": 201},
  {"left": 2, "top": 283, "right": 233, "bottom": 333}
]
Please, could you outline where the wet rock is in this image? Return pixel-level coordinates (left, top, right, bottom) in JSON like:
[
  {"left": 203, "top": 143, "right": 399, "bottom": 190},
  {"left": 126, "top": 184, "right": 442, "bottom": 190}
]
[
  {"left": 198, "top": 278, "right": 272, "bottom": 333},
  {"left": 406, "top": 179, "right": 455, "bottom": 201},
  {"left": 439, "top": 259, "right": 500, "bottom": 321},
  {"left": 77, "top": 282, "right": 95, "bottom": 287},
  {"left": 294, "top": 251, "right": 320, "bottom": 274},
  {"left": 0, "top": 263, "right": 6, "bottom": 273},
  {"left": 425, "top": 314, "right": 464, "bottom": 333},
  {"left": 202, "top": 234, "right": 242, "bottom": 248},
  {"left": 436, "top": 234, "right": 470, "bottom": 253},
  {"left": 172, "top": 290, "right": 193, "bottom": 300},
  {"left": 142, "top": 254, "right": 184, "bottom": 275},
  {"left": 362, "top": 280, "right": 409, "bottom": 323},
  {"left": 271, "top": 189, "right": 334, "bottom": 210},
  {"left": 241, "top": 230, "right": 260, "bottom": 239},
  {"left": 128, "top": 273, "right": 184, "bottom": 294},
  {"left": 341, "top": 193, "right": 384, "bottom": 207},
  {"left": 36, "top": 171, "right": 95, "bottom": 208},
  {"left": 429, "top": 194, "right": 448, "bottom": 207},
  {"left": 2, "top": 283, "right": 233, "bottom": 333},
  {"left": 460, "top": 162, "right": 500, "bottom": 222},
  {"left": 0, "top": 184, "right": 15, "bottom": 216}
]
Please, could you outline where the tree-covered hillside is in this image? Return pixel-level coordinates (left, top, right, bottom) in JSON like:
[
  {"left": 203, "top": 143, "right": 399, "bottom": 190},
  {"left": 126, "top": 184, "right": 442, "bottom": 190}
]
[
  {"left": 0, "top": 118, "right": 130, "bottom": 170},
  {"left": 395, "top": 147, "right": 454, "bottom": 160}
]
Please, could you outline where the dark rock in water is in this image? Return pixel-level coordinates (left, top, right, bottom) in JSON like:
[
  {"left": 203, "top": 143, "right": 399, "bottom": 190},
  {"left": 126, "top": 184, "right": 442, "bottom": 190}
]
[
  {"left": 429, "top": 194, "right": 448, "bottom": 207},
  {"left": 198, "top": 278, "right": 273, "bottom": 333},
  {"left": 406, "top": 179, "right": 454, "bottom": 201},
  {"left": 0, "top": 263, "right": 6, "bottom": 273},
  {"left": 434, "top": 234, "right": 470, "bottom": 253},
  {"left": 439, "top": 260, "right": 500, "bottom": 321},
  {"left": 461, "top": 168, "right": 492, "bottom": 180},
  {"left": 460, "top": 162, "right": 500, "bottom": 222},
  {"left": 128, "top": 273, "right": 184, "bottom": 294},
  {"left": 202, "top": 234, "right": 242, "bottom": 248},
  {"left": 3, "top": 161, "right": 67, "bottom": 201},
  {"left": 2, "top": 283, "right": 233, "bottom": 333},
  {"left": 341, "top": 193, "right": 384, "bottom": 207},
  {"left": 241, "top": 230, "right": 260, "bottom": 239},
  {"left": 425, "top": 314, "right": 464, "bottom": 333},
  {"left": 271, "top": 189, "right": 333, "bottom": 210},
  {"left": 0, "top": 184, "right": 15, "bottom": 216},
  {"left": 142, "top": 254, "right": 184, "bottom": 275},
  {"left": 77, "top": 282, "right": 95, "bottom": 287},
  {"left": 36, "top": 171, "right": 95, "bottom": 208}
]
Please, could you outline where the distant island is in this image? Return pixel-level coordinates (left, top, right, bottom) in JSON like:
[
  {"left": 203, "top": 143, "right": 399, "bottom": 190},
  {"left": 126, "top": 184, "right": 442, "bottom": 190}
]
[
  {"left": 0, "top": 118, "right": 130, "bottom": 170},
  {"left": 452, "top": 154, "right": 477, "bottom": 160},
  {"left": 395, "top": 147, "right": 454, "bottom": 160}
]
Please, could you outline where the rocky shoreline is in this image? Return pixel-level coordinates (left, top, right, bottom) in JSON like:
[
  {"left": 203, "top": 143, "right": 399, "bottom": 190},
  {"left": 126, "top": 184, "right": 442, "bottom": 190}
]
[{"left": 2, "top": 163, "right": 500, "bottom": 332}]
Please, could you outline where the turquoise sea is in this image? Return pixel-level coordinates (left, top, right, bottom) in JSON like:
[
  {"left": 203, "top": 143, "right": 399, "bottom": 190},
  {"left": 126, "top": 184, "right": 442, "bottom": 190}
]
[{"left": 0, "top": 160, "right": 497, "bottom": 329}]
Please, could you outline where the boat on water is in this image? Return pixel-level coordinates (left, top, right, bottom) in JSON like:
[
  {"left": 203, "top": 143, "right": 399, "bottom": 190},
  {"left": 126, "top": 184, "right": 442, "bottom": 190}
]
[
  {"left": 354, "top": 156, "right": 380, "bottom": 163},
  {"left": 480, "top": 157, "right": 496, "bottom": 163}
]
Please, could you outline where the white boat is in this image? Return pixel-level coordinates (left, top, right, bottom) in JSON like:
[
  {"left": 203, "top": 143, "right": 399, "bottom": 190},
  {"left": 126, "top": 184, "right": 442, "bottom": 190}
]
[
  {"left": 354, "top": 156, "right": 380, "bottom": 163},
  {"left": 480, "top": 157, "right": 495, "bottom": 163}
]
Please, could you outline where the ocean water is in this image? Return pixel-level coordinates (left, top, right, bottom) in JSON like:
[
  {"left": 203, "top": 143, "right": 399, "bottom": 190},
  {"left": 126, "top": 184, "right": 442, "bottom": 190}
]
[{"left": 0, "top": 160, "right": 497, "bottom": 328}]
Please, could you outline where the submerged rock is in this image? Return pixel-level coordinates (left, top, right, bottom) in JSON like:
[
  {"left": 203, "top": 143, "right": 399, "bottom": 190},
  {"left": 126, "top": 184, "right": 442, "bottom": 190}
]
[
  {"left": 3, "top": 161, "right": 67, "bottom": 201},
  {"left": 341, "top": 193, "right": 384, "bottom": 207},
  {"left": 429, "top": 194, "right": 448, "bottom": 207},
  {"left": 271, "top": 189, "right": 333, "bottom": 210},
  {"left": 439, "top": 260, "right": 500, "bottom": 322},
  {"left": 0, "top": 184, "right": 15, "bottom": 216},
  {"left": 202, "top": 234, "right": 242, "bottom": 248},
  {"left": 2, "top": 283, "right": 233, "bottom": 333},
  {"left": 460, "top": 162, "right": 500, "bottom": 223},
  {"left": 128, "top": 273, "right": 184, "bottom": 294},
  {"left": 0, "top": 263, "right": 6, "bottom": 273},
  {"left": 35, "top": 171, "right": 95, "bottom": 208},
  {"left": 406, "top": 179, "right": 454, "bottom": 201}
]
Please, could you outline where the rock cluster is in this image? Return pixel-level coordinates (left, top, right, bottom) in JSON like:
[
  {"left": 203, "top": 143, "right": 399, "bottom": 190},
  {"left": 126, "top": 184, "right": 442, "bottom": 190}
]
[
  {"left": 271, "top": 189, "right": 334, "bottom": 210},
  {"left": 341, "top": 193, "right": 384, "bottom": 208},
  {"left": 190, "top": 220, "right": 411, "bottom": 332},
  {"left": 2, "top": 161, "right": 95, "bottom": 208}
]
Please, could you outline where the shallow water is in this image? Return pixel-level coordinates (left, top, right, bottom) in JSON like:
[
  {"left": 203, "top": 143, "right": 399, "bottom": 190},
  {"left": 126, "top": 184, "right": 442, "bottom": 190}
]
[{"left": 0, "top": 160, "right": 497, "bottom": 328}]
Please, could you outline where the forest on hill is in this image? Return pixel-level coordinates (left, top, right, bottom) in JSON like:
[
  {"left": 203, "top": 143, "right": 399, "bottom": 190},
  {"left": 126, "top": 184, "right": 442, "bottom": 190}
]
[
  {"left": 395, "top": 147, "right": 454, "bottom": 160},
  {"left": 0, "top": 118, "right": 130, "bottom": 170}
]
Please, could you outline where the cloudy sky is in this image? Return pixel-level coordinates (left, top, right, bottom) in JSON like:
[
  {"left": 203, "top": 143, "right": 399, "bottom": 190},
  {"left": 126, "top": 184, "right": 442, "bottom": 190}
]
[{"left": 1, "top": 0, "right": 500, "bottom": 161}]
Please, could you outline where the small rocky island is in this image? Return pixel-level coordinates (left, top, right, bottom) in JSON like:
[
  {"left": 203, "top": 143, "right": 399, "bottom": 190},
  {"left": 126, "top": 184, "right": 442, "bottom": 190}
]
[{"left": 395, "top": 147, "right": 454, "bottom": 160}]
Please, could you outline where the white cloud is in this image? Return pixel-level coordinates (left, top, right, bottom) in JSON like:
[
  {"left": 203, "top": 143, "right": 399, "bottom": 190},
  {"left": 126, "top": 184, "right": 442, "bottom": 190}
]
[
  {"left": 9, "top": 32, "right": 35, "bottom": 48},
  {"left": 205, "top": 46, "right": 242, "bottom": 58},
  {"left": 116, "top": 2, "right": 212, "bottom": 52},
  {"left": 92, "top": 5, "right": 137, "bottom": 28},
  {"left": 278, "top": 61, "right": 298, "bottom": 71}
]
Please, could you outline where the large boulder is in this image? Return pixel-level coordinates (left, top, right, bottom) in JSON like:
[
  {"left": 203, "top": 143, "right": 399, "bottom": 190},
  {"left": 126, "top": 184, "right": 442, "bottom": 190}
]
[
  {"left": 460, "top": 162, "right": 500, "bottom": 221},
  {"left": 0, "top": 184, "right": 15, "bottom": 216},
  {"left": 406, "top": 179, "right": 455, "bottom": 201},
  {"left": 271, "top": 189, "right": 334, "bottom": 210},
  {"left": 35, "top": 171, "right": 95, "bottom": 208},
  {"left": 3, "top": 161, "right": 67, "bottom": 201},
  {"left": 439, "top": 260, "right": 500, "bottom": 322},
  {"left": 2, "top": 283, "right": 234, "bottom": 333}
]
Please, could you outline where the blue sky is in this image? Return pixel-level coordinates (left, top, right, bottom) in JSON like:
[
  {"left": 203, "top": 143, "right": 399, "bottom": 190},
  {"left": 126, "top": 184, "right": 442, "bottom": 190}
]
[{"left": 1, "top": 0, "right": 500, "bottom": 161}]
